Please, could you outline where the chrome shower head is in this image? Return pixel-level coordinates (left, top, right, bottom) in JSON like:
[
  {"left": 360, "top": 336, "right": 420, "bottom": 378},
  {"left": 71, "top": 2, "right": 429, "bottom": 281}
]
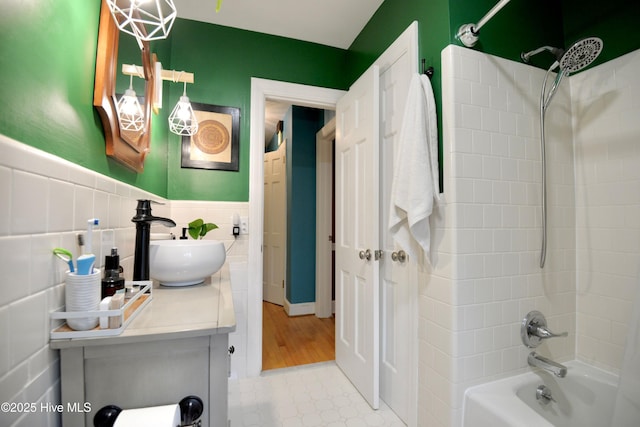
[{"left": 559, "top": 37, "right": 603, "bottom": 75}]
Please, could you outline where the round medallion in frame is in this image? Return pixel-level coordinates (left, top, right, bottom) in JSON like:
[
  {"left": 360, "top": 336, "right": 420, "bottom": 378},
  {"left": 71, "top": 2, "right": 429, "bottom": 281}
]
[{"left": 192, "top": 119, "right": 230, "bottom": 155}]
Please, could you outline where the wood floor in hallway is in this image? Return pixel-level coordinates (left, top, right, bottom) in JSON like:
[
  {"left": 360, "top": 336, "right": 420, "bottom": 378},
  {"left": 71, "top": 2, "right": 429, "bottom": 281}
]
[{"left": 262, "top": 301, "right": 335, "bottom": 371}]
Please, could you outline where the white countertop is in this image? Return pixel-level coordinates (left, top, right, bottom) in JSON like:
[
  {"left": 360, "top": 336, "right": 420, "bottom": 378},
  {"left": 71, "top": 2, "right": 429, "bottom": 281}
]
[{"left": 50, "top": 273, "right": 236, "bottom": 349}]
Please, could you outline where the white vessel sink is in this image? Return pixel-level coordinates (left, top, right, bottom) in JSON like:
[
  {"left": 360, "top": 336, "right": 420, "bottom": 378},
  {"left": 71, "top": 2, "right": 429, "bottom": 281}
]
[{"left": 149, "top": 240, "right": 226, "bottom": 286}]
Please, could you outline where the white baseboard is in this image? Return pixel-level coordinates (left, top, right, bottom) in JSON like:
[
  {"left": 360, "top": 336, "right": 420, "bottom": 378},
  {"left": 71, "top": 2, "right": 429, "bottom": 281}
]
[{"left": 284, "top": 299, "right": 315, "bottom": 316}]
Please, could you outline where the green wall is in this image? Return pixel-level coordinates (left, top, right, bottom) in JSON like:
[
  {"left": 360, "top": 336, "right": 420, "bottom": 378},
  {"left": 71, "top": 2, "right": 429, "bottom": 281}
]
[
  {"left": 165, "top": 20, "right": 348, "bottom": 201},
  {"left": 448, "top": 0, "right": 564, "bottom": 67},
  {"left": 562, "top": 0, "right": 640, "bottom": 67},
  {"left": 347, "top": 0, "right": 452, "bottom": 186},
  {"left": 1, "top": 0, "right": 638, "bottom": 202},
  {"left": 348, "top": 0, "right": 450, "bottom": 87},
  {"left": 0, "top": 0, "right": 169, "bottom": 197},
  {"left": 448, "top": 0, "right": 639, "bottom": 71}
]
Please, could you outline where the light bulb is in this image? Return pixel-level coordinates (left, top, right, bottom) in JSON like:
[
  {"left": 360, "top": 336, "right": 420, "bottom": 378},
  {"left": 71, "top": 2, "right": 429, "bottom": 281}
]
[
  {"left": 117, "top": 89, "right": 144, "bottom": 132},
  {"left": 168, "top": 95, "right": 198, "bottom": 136},
  {"left": 177, "top": 101, "right": 191, "bottom": 121},
  {"left": 120, "top": 90, "right": 139, "bottom": 114}
]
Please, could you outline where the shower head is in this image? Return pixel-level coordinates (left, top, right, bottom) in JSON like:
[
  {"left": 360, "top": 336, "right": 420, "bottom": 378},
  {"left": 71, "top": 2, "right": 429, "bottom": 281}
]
[
  {"left": 559, "top": 37, "right": 603, "bottom": 75},
  {"left": 522, "top": 38, "right": 604, "bottom": 75}
]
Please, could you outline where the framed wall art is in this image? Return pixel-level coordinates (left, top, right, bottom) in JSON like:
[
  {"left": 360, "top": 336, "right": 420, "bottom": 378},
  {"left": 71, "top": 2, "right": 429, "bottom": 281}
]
[{"left": 181, "top": 102, "right": 240, "bottom": 171}]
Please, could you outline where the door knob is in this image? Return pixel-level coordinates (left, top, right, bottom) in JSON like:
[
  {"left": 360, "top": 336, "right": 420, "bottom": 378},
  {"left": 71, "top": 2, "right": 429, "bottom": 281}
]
[
  {"left": 391, "top": 250, "right": 406, "bottom": 263},
  {"left": 359, "top": 249, "right": 372, "bottom": 261}
]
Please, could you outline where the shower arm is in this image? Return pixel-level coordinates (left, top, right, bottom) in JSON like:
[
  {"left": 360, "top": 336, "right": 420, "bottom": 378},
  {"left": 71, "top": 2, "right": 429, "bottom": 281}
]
[
  {"left": 456, "top": 0, "right": 511, "bottom": 47},
  {"left": 521, "top": 46, "right": 564, "bottom": 64}
]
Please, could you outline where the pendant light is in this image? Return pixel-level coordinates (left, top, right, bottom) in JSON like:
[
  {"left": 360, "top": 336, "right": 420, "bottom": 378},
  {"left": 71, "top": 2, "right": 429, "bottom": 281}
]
[
  {"left": 168, "top": 81, "right": 198, "bottom": 136},
  {"left": 117, "top": 74, "right": 144, "bottom": 132},
  {"left": 106, "top": 0, "right": 177, "bottom": 41}
]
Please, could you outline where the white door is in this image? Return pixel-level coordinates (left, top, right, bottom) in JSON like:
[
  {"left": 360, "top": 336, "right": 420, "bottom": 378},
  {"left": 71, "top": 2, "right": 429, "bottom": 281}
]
[
  {"left": 335, "top": 65, "right": 380, "bottom": 410},
  {"left": 377, "top": 22, "right": 418, "bottom": 425},
  {"left": 316, "top": 119, "right": 335, "bottom": 318},
  {"left": 263, "top": 140, "right": 287, "bottom": 306}
]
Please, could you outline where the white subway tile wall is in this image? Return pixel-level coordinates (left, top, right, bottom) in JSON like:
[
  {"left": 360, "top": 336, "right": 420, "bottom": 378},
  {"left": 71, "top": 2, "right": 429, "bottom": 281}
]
[
  {"left": 420, "top": 44, "right": 579, "bottom": 427},
  {"left": 572, "top": 49, "right": 640, "bottom": 374}
]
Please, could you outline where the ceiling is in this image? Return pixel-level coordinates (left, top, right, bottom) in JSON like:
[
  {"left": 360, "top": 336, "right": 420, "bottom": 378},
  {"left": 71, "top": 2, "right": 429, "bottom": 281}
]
[
  {"left": 173, "top": 0, "right": 384, "bottom": 50},
  {"left": 173, "top": 0, "right": 384, "bottom": 146}
]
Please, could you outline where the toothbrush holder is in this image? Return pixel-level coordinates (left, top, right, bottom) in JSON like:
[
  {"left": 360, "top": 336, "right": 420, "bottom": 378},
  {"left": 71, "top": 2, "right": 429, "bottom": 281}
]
[{"left": 64, "top": 269, "right": 101, "bottom": 331}]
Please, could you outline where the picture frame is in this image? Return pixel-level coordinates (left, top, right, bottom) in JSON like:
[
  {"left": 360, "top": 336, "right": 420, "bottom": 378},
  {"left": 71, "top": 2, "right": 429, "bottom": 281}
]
[{"left": 181, "top": 102, "right": 240, "bottom": 171}]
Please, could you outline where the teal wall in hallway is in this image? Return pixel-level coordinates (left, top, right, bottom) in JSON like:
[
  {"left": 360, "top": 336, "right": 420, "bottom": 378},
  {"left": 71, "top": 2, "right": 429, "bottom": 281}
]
[{"left": 285, "top": 106, "right": 325, "bottom": 305}]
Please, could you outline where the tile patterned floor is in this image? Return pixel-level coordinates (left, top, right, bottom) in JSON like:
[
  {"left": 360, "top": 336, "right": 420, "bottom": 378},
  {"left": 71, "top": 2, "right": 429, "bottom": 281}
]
[{"left": 228, "top": 362, "right": 406, "bottom": 427}]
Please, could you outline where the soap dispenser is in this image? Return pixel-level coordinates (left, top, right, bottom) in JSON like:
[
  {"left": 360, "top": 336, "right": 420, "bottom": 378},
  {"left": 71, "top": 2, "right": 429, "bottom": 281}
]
[{"left": 102, "top": 248, "right": 125, "bottom": 298}]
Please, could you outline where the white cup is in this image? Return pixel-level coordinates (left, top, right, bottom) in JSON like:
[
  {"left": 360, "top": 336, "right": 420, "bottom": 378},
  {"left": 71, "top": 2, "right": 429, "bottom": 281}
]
[{"left": 65, "top": 269, "right": 101, "bottom": 331}]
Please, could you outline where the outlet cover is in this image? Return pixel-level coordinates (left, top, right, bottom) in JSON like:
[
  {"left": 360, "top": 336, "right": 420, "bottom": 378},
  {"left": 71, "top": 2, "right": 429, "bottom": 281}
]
[{"left": 240, "top": 216, "right": 249, "bottom": 234}]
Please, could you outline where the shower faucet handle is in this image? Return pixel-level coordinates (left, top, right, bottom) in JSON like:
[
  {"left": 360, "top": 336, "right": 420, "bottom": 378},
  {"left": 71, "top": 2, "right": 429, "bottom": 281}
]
[
  {"left": 521, "top": 311, "right": 568, "bottom": 348},
  {"left": 532, "top": 325, "right": 568, "bottom": 340}
]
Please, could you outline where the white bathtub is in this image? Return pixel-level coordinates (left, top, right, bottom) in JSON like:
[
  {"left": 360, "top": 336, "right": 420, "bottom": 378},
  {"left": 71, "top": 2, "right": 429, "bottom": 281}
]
[{"left": 462, "top": 361, "right": 620, "bottom": 427}]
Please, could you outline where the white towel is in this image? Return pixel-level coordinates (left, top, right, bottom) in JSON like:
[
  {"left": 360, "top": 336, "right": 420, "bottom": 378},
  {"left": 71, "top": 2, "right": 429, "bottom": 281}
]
[{"left": 388, "top": 73, "right": 440, "bottom": 262}]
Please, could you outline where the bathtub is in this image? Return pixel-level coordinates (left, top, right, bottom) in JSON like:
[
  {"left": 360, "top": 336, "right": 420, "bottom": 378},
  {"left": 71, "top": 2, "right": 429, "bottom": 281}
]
[{"left": 462, "top": 361, "right": 619, "bottom": 427}]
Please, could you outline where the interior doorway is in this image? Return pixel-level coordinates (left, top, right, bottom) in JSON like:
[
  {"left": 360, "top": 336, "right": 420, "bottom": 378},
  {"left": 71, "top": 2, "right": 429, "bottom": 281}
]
[
  {"left": 261, "top": 103, "right": 337, "bottom": 370},
  {"left": 247, "top": 78, "right": 344, "bottom": 377}
]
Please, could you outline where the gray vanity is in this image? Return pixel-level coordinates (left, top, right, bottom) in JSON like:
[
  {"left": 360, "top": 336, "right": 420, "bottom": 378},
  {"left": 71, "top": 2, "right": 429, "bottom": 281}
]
[{"left": 50, "top": 275, "right": 235, "bottom": 427}]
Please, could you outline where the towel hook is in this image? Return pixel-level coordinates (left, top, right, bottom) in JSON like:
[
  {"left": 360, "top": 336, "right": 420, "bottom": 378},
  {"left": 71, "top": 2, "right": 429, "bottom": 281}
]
[{"left": 421, "top": 58, "right": 434, "bottom": 79}]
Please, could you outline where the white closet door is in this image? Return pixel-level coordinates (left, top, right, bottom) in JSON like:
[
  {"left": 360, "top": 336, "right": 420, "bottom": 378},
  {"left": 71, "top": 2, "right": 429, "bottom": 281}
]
[
  {"left": 263, "top": 140, "right": 287, "bottom": 306},
  {"left": 335, "top": 65, "right": 380, "bottom": 410}
]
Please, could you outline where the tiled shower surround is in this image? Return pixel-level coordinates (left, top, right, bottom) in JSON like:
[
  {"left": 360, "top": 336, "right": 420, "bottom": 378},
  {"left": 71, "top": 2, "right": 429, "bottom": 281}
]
[
  {"left": 418, "top": 46, "right": 640, "bottom": 427},
  {"left": 1, "top": 45, "right": 638, "bottom": 427}
]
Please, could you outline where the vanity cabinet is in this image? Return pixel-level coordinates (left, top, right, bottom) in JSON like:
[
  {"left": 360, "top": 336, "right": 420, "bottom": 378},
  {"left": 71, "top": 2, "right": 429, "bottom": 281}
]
[{"left": 50, "top": 277, "right": 235, "bottom": 427}]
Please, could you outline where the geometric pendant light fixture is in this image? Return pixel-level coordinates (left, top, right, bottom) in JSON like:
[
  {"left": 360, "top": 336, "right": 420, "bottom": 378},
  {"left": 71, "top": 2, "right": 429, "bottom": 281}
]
[
  {"left": 116, "top": 74, "right": 144, "bottom": 132},
  {"left": 122, "top": 64, "right": 197, "bottom": 136},
  {"left": 168, "top": 81, "right": 198, "bottom": 136},
  {"left": 106, "top": 0, "right": 177, "bottom": 41}
]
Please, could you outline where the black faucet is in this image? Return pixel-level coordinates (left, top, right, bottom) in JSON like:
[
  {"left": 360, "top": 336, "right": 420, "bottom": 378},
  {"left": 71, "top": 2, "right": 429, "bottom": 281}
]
[{"left": 131, "top": 200, "right": 176, "bottom": 280}]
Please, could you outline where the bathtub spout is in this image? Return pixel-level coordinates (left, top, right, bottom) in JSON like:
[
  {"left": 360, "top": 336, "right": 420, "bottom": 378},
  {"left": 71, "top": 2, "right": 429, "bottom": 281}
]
[{"left": 528, "top": 352, "right": 567, "bottom": 378}]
